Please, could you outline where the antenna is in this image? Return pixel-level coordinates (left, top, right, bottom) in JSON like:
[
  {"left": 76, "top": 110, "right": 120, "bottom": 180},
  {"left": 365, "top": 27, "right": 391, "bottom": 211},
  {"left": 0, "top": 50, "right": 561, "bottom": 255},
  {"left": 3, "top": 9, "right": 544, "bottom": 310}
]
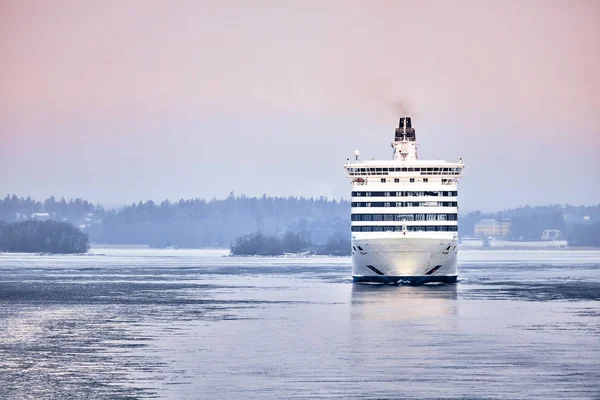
[{"left": 354, "top": 150, "right": 360, "bottom": 161}]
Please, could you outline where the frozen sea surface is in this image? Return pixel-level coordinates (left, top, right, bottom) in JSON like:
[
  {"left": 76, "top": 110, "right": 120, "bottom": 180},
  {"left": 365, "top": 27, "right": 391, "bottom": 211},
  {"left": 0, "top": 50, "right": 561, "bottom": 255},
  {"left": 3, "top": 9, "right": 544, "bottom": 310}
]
[{"left": 1, "top": 249, "right": 599, "bottom": 399}]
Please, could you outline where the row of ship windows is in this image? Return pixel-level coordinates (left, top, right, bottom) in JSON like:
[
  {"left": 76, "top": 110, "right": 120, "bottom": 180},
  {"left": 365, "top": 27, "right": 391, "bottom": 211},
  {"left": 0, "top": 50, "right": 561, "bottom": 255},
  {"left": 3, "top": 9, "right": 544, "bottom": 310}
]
[
  {"left": 352, "top": 191, "right": 457, "bottom": 197},
  {"left": 351, "top": 226, "right": 459, "bottom": 232},
  {"left": 355, "top": 178, "right": 456, "bottom": 184},
  {"left": 352, "top": 201, "right": 458, "bottom": 207},
  {"left": 349, "top": 173, "right": 460, "bottom": 177},
  {"left": 347, "top": 167, "right": 462, "bottom": 173},
  {"left": 351, "top": 213, "right": 458, "bottom": 221}
]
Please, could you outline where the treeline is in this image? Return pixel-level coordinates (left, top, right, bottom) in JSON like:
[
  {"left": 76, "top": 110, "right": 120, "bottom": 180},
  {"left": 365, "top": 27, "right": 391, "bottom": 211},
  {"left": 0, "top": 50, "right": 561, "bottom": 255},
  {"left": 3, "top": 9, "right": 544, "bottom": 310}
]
[
  {"left": 1, "top": 193, "right": 349, "bottom": 248},
  {"left": 230, "top": 232, "right": 351, "bottom": 256},
  {"left": 0, "top": 220, "right": 90, "bottom": 254},
  {"left": 3, "top": 194, "right": 600, "bottom": 248}
]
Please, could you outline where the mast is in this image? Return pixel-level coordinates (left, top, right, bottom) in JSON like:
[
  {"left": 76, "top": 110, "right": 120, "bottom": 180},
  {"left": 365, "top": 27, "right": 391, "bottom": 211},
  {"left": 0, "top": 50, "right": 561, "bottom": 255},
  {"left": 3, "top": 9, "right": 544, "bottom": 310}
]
[{"left": 392, "top": 117, "right": 418, "bottom": 161}]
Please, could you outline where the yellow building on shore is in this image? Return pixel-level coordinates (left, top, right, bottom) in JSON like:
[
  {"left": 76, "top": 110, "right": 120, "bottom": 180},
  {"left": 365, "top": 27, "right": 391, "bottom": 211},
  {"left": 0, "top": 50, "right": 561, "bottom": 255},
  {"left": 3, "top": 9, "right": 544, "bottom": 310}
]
[{"left": 474, "top": 219, "right": 511, "bottom": 238}]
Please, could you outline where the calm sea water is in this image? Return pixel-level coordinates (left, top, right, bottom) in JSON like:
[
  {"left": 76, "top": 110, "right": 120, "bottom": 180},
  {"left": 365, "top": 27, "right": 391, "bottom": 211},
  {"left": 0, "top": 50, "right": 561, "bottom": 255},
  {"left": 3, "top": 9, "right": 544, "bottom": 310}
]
[{"left": 1, "top": 248, "right": 599, "bottom": 399}]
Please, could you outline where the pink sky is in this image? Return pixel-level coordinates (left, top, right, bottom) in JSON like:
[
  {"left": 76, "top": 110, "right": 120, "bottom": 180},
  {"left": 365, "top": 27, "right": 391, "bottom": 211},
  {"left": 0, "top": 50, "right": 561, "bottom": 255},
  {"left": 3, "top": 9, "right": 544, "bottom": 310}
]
[{"left": 1, "top": 0, "right": 598, "bottom": 209}]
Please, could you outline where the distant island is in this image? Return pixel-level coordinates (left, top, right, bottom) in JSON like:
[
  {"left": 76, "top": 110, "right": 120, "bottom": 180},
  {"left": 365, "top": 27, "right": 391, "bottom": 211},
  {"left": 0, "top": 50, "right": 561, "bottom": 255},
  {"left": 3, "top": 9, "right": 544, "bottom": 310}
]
[
  {"left": 231, "top": 232, "right": 350, "bottom": 256},
  {"left": 0, "top": 220, "right": 90, "bottom": 254}
]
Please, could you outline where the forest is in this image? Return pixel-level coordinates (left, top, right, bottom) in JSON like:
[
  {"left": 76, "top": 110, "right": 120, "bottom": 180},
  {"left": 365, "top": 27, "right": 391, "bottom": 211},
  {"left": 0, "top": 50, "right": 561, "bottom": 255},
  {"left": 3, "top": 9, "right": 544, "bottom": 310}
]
[{"left": 0, "top": 193, "right": 350, "bottom": 249}]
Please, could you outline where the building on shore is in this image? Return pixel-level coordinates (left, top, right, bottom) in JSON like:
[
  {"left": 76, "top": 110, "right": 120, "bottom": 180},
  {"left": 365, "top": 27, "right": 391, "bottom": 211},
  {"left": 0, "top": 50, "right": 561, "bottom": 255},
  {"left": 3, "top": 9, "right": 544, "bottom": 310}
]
[
  {"left": 474, "top": 218, "right": 511, "bottom": 238},
  {"left": 541, "top": 229, "right": 562, "bottom": 241}
]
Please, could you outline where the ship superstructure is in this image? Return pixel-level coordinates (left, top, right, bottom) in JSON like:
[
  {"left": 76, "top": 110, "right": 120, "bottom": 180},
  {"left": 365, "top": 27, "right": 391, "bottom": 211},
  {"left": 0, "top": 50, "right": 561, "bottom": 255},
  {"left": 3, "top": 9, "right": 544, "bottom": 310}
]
[{"left": 344, "top": 117, "right": 464, "bottom": 284}]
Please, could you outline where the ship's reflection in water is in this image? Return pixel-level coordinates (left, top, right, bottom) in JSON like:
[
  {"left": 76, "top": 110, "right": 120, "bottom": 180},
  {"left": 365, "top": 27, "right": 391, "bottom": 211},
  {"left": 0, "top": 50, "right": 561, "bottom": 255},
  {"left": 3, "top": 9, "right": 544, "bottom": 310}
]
[{"left": 350, "top": 283, "right": 458, "bottom": 321}]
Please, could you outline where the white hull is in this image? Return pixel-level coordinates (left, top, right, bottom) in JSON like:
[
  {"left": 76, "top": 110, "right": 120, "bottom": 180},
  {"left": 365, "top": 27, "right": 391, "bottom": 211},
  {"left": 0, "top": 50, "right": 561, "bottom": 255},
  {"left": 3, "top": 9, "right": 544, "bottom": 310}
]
[{"left": 352, "top": 232, "right": 458, "bottom": 284}]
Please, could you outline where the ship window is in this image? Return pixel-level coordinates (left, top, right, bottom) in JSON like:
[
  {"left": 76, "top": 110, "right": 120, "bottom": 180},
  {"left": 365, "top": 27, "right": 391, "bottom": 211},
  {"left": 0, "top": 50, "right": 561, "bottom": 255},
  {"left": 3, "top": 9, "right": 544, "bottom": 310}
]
[
  {"left": 410, "top": 178, "right": 415, "bottom": 183},
  {"left": 408, "top": 168, "right": 414, "bottom": 172},
  {"left": 394, "top": 178, "right": 399, "bottom": 183},
  {"left": 423, "top": 178, "right": 428, "bottom": 183},
  {"left": 381, "top": 178, "right": 386, "bottom": 183},
  {"left": 376, "top": 168, "right": 382, "bottom": 172},
  {"left": 401, "top": 168, "right": 407, "bottom": 172},
  {"left": 414, "top": 168, "right": 420, "bottom": 172}
]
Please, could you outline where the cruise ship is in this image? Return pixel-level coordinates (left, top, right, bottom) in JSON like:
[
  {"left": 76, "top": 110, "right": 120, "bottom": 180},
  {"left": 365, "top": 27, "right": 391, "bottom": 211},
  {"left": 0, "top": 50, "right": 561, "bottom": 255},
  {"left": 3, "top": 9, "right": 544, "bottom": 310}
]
[{"left": 344, "top": 117, "right": 464, "bottom": 284}]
